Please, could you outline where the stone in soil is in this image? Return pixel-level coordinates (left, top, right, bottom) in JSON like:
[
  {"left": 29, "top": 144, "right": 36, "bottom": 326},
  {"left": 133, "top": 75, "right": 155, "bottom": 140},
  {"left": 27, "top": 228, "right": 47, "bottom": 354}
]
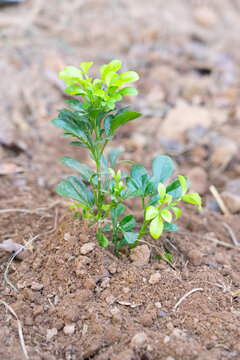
[
  {"left": 63, "top": 324, "right": 75, "bottom": 335},
  {"left": 186, "top": 249, "right": 202, "bottom": 266},
  {"left": 193, "top": 7, "right": 218, "bottom": 28},
  {"left": 130, "top": 332, "right": 148, "bottom": 349},
  {"left": 210, "top": 138, "right": 237, "bottom": 168},
  {"left": 220, "top": 191, "right": 240, "bottom": 213},
  {"left": 148, "top": 272, "right": 161, "bottom": 284},
  {"left": 80, "top": 242, "right": 95, "bottom": 255},
  {"left": 46, "top": 328, "right": 58, "bottom": 339},
  {"left": 129, "top": 245, "right": 151, "bottom": 266}
]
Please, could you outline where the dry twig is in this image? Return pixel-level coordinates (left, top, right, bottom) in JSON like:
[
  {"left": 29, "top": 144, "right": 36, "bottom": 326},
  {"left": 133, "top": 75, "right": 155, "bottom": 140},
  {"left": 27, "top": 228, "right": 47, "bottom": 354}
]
[
  {"left": 222, "top": 222, "right": 239, "bottom": 246},
  {"left": 174, "top": 288, "right": 204, "bottom": 310},
  {"left": 0, "top": 299, "right": 29, "bottom": 360},
  {"left": 209, "top": 185, "right": 230, "bottom": 215}
]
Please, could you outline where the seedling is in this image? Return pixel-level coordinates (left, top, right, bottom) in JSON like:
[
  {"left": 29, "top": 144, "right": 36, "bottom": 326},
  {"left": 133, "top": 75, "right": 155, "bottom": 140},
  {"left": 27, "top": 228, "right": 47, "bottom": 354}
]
[{"left": 52, "top": 60, "right": 202, "bottom": 257}]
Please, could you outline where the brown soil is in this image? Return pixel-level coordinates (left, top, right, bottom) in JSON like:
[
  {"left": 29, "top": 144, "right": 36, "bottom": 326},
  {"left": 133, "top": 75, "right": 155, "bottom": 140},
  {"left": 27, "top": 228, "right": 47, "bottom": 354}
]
[{"left": 1, "top": 1, "right": 240, "bottom": 359}]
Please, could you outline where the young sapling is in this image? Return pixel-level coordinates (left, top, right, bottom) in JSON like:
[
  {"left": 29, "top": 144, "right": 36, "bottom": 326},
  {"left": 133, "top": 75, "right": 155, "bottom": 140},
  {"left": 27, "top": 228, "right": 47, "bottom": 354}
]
[{"left": 52, "top": 60, "right": 202, "bottom": 258}]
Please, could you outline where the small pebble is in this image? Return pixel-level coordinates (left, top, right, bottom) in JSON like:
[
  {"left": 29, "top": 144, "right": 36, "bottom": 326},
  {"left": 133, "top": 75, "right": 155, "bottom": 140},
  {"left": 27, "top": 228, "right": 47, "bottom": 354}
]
[
  {"left": 130, "top": 332, "right": 148, "bottom": 349},
  {"left": 63, "top": 324, "right": 75, "bottom": 335},
  {"left": 46, "top": 328, "right": 58, "bottom": 339},
  {"left": 64, "top": 232, "right": 71, "bottom": 241},
  {"left": 80, "top": 243, "right": 95, "bottom": 255},
  {"left": 148, "top": 272, "right": 161, "bottom": 284},
  {"left": 31, "top": 282, "right": 44, "bottom": 291}
]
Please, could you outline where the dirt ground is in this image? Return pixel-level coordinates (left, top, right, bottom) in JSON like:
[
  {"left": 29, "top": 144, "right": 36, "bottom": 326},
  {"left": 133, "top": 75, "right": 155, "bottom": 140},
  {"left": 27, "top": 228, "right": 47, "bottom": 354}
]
[{"left": 0, "top": 0, "right": 240, "bottom": 359}]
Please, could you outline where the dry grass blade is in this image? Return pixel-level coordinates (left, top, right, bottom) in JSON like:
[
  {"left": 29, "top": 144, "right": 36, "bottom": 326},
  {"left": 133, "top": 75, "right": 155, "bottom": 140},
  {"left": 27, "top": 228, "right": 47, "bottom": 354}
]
[
  {"left": 209, "top": 185, "right": 230, "bottom": 215},
  {"left": 174, "top": 288, "right": 204, "bottom": 310},
  {"left": 0, "top": 299, "right": 29, "bottom": 360},
  {"left": 4, "top": 209, "right": 58, "bottom": 292},
  {"left": 222, "top": 222, "right": 239, "bottom": 246}
]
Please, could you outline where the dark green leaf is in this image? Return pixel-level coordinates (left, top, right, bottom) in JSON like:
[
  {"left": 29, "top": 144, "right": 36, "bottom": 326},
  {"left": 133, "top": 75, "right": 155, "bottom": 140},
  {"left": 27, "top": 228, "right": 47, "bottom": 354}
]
[
  {"left": 166, "top": 177, "right": 189, "bottom": 199},
  {"left": 68, "top": 176, "right": 94, "bottom": 208},
  {"left": 56, "top": 180, "right": 85, "bottom": 204},
  {"left": 152, "top": 155, "right": 174, "bottom": 184},
  {"left": 70, "top": 141, "right": 87, "bottom": 148},
  {"left": 52, "top": 119, "right": 87, "bottom": 141},
  {"left": 108, "top": 149, "right": 124, "bottom": 168},
  {"left": 102, "top": 225, "right": 111, "bottom": 231},
  {"left": 163, "top": 222, "right": 179, "bottom": 232},
  {"left": 61, "top": 157, "right": 95, "bottom": 181},
  {"left": 111, "top": 204, "right": 125, "bottom": 228},
  {"left": 130, "top": 164, "right": 150, "bottom": 194},
  {"left": 65, "top": 99, "right": 84, "bottom": 112},
  {"left": 119, "top": 230, "right": 138, "bottom": 247},
  {"left": 101, "top": 154, "right": 108, "bottom": 169},
  {"left": 147, "top": 193, "right": 160, "bottom": 206},
  {"left": 117, "top": 215, "right": 135, "bottom": 232},
  {"left": 104, "top": 114, "right": 114, "bottom": 136},
  {"left": 110, "top": 110, "right": 141, "bottom": 133}
]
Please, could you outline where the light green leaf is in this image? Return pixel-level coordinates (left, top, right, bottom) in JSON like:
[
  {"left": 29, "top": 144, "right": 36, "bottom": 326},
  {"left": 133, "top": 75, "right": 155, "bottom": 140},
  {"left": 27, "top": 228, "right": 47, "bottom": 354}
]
[
  {"left": 97, "top": 232, "right": 108, "bottom": 248},
  {"left": 150, "top": 215, "right": 163, "bottom": 239},
  {"left": 120, "top": 71, "right": 139, "bottom": 83},
  {"left": 164, "top": 194, "right": 172, "bottom": 205},
  {"left": 181, "top": 193, "right": 202, "bottom": 210},
  {"left": 172, "top": 207, "right": 181, "bottom": 220},
  {"left": 146, "top": 206, "right": 159, "bottom": 220},
  {"left": 166, "top": 177, "right": 190, "bottom": 199},
  {"left": 80, "top": 61, "right": 93, "bottom": 73},
  {"left": 101, "top": 60, "right": 122, "bottom": 80},
  {"left": 160, "top": 210, "right": 172, "bottom": 223},
  {"left": 158, "top": 183, "right": 166, "bottom": 200},
  {"left": 178, "top": 175, "right": 187, "bottom": 196},
  {"left": 118, "top": 87, "right": 138, "bottom": 96},
  {"left": 59, "top": 66, "right": 83, "bottom": 86}
]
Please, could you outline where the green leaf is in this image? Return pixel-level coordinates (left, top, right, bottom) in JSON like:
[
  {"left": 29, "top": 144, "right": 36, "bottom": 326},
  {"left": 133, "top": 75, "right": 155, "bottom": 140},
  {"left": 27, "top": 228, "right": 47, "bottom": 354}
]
[
  {"left": 105, "top": 71, "right": 117, "bottom": 87},
  {"left": 150, "top": 215, "right": 163, "bottom": 239},
  {"left": 147, "top": 193, "right": 160, "bottom": 206},
  {"left": 56, "top": 180, "right": 84, "bottom": 204},
  {"left": 164, "top": 252, "right": 173, "bottom": 264},
  {"left": 163, "top": 222, "right": 178, "bottom": 231},
  {"left": 101, "top": 154, "right": 108, "bottom": 169},
  {"left": 111, "top": 204, "right": 125, "bottom": 228},
  {"left": 65, "top": 85, "right": 86, "bottom": 96},
  {"left": 65, "top": 99, "right": 84, "bottom": 112},
  {"left": 102, "top": 225, "right": 111, "bottom": 231},
  {"left": 108, "top": 149, "right": 124, "bottom": 168},
  {"left": 160, "top": 210, "right": 172, "bottom": 223},
  {"left": 70, "top": 141, "right": 87, "bottom": 148},
  {"left": 59, "top": 66, "right": 83, "bottom": 86},
  {"left": 101, "top": 60, "right": 122, "bottom": 80},
  {"left": 146, "top": 206, "right": 158, "bottom": 220},
  {"left": 172, "top": 207, "right": 181, "bottom": 220},
  {"left": 61, "top": 156, "right": 95, "bottom": 181},
  {"left": 119, "top": 230, "right": 138, "bottom": 247},
  {"left": 130, "top": 164, "right": 150, "bottom": 193},
  {"left": 68, "top": 176, "right": 94, "bottom": 208},
  {"left": 110, "top": 110, "right": 141, "bottom": 134},
  {"left": 104, "top": 114, "right": 114, "bottom": 137},
  {"left": 97, "top": 232, "right": 108, "bottom": 248},
  {"left": 120, "top": 71, "right": 139, "bottom": 83},
  {"left": 117, "top": 215, "right": 135, "bottom": 232},
  {"left": 166, "top": 177, "right": 190, "bottom": 199},
  {"left": 163, "top": 223, "right": 179, "bottom": 232},
  {"left": 178, "top": 175, "right": 187, "bottom": 196},
  {"left": 117, "top": 87, "right": 138, "bottom": 96},
  {"left": 158, "top": 183, "right": 166, "bottom": 200},
  {"left": 52, "top": 119, "right": 87, "bottom": 142},
  {"left": 152, "top": 155, "right": 174, "bottom": 184},
  {"left": 181, "top": 193, "right": 202, "bottom": 210},
  {"left": 80, "top": 61, "right": 93, "bottom": 73}
]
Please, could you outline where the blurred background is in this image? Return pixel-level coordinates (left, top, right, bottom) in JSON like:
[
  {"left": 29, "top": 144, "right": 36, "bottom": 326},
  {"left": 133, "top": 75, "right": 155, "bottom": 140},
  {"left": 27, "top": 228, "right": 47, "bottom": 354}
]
[{"left": 0, "top": 0, "right": 240, "bottom": 215}]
